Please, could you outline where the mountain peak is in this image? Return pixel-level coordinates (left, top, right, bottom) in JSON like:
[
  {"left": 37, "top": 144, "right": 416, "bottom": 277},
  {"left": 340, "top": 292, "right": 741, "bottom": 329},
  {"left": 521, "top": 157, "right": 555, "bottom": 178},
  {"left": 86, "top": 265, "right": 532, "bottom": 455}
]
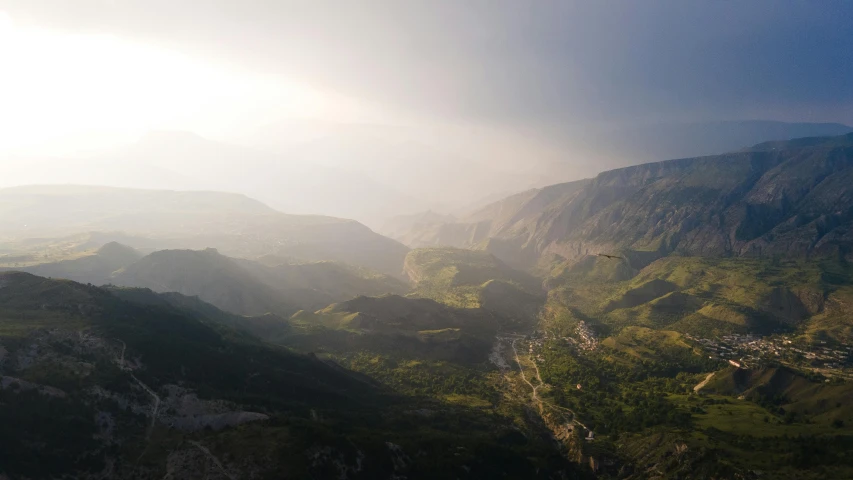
[{"left": 96, "top": 242, "right": 142, "bottom": 263}]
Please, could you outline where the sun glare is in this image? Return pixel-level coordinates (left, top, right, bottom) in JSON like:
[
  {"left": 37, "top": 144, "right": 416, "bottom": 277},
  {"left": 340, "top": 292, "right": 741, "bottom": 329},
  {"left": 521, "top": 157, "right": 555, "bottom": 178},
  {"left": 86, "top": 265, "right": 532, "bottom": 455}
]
[{"left": 0, "top": 11, "right": 331, "bottom": 155}]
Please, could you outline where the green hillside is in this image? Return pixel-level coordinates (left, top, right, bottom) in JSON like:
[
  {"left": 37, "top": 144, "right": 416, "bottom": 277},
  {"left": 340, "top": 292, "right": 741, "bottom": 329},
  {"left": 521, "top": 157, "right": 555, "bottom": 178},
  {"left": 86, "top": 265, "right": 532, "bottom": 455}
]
[
  {"left": 4, "top": 135, "right": 853, "bottom": 479},
  {"left": 286, "top": 294, "right": 503, "bottom": 363},
  {"left": 801, "top": 285, "right": 853, "bottom": 343},
  {"left": 544, "top": 255, "right": 851, "bottom": 340},
  {"left": 0, "top": 271, "right": 585, "bottom": 479},
  {"left": 236, "top": 256, "right": 411, "bottom": 307},
  {"left": 404, "top": 247, "right": 543, "bottom": 318},
  {"left": 701, "top": 365, "right": 853, "bottom": 425}
]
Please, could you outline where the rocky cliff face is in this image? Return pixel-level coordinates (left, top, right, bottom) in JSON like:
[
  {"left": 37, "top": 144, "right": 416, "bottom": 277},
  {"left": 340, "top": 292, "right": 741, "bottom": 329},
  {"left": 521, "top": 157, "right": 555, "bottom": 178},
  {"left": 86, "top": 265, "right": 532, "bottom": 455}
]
[
  {"left": 399, "top": 134, "right": 853, "bottom": 269},
  {"left": 532, "top": 139, "right": 853, "bottom": 266}
]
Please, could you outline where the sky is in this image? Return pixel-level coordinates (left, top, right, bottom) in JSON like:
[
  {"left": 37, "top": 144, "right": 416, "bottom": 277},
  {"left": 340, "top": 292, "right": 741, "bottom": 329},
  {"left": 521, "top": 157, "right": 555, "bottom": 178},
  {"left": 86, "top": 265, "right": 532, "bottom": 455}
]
[{"left": 1, "top": 0, "right": 852, "bottom": 155}]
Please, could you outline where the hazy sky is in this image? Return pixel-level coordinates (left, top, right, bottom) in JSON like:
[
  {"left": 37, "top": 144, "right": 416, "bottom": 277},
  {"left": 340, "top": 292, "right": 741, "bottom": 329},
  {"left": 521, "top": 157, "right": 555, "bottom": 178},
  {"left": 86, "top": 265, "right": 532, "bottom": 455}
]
[{"left": 1, "top": 0, "right": 852, "bottom": 155}]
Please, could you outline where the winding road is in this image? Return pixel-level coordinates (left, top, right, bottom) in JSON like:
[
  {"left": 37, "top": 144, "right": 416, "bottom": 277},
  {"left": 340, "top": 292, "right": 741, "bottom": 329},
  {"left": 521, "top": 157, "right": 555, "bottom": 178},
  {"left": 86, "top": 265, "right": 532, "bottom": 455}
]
[
  {"left": 694, "top": 372, "right": 715, "bottom": 392},
  {"left": 510, "top": 338, "right": 544, "bottom": 414},
  {"left": 507, "top": 336, "right": 589, "bottom": 432}
]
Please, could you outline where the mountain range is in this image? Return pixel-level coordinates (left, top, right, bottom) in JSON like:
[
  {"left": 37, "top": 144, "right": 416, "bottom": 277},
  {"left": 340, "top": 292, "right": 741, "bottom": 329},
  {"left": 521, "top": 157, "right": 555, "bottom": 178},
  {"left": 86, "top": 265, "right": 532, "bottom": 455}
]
[
  {"left": 553, "top": 120, "right": 853, "bottom": 171},
  {"left": 5, "top": 120, "right": 850, "bottom": 228},
  {"left": 4, "top": 131, "right": 853, "bottom": 479},
  {"left": 0, "top": 185, "right": 409, "bottom": 276},
  {"left": 394, "top": 133, "right": 853, "bottom": 270},
  {"left": 2, "top": 242, "right": 411, "bottom": 317},
  {"left": 2, "top": 129, "right": 524, "bottom": 227}
]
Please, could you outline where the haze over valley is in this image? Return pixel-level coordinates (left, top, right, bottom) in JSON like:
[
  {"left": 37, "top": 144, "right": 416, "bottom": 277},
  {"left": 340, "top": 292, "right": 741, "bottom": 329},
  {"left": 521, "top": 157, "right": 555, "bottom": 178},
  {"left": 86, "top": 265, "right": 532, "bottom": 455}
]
[{"left": 1, "top": 2, "right": 853, "bottom": 479}]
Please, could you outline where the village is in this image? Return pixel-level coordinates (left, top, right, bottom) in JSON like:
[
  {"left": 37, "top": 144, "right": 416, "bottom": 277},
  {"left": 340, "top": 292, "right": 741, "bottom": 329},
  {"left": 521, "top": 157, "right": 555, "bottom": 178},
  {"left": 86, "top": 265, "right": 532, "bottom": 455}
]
[
  {"left": 512, "top": 321, "right": 601, "bottom": 370},
  {"left": 684, "top": 333, "right": 853, "bottom": 371},
  {"left": 526, "top": 324, "right": 851, "bottom": 375}
]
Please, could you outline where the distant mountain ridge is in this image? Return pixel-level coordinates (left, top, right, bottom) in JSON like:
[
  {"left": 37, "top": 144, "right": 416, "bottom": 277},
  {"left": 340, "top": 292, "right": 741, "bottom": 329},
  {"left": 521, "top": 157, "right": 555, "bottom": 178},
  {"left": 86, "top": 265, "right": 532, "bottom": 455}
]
[
  {"left": 746, "top": 131, "right": 853, "bottom": 152},
  {"left": 558, "top": 120, "right": 853, "bottom": 171},
  {"left": 394, "top": 133, "right": 853, "bottom": 269},
  {"left": 387, "top": 179, "right": 591, "bottom": 251},
  {"left": 1, "top": 241, "right": 142, "bottom": 285},
  {"left": 0, "top": 185, "right": 409, "bottom": 275},
  {"left": 6, "top": 244, "right": 411, "bottom": 317},
  {"left": 379, "top": 210, "right": 458, "bottom": 243},
  {"left": 3, "top": 132, "right": 432, "bottom": 227}
]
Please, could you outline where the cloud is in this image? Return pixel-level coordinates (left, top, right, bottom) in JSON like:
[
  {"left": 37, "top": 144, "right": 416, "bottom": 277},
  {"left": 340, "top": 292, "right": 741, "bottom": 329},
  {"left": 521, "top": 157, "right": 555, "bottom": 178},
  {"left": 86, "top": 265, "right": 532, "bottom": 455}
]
[{"left": 2, "top": 0, "right": 851, "bottom": 127}]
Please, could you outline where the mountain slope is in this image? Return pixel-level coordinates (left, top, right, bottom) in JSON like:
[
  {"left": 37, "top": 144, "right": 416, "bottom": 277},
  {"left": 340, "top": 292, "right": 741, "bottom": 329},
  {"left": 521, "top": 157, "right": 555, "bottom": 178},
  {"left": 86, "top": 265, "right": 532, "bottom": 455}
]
[
  {"left": 0, "top": 271, "right": 376, "bottom": 401},
  {"left": 0, "top": 272, "right": 585, "bottom": 479},
  {"left": 395, "top": 133, "right": 853, "bottom": 270},
  {"left": 702, "top": 365, "right": 853, "bottom": 425},
  {"left": 404, "top": 247, "right": 544, "bottom": 318},
  {"left": 527, "top": 134, "right": 853, "bottom": 265},
  {"left": 237, "top": 256, "right": 411, "bottom": 304},
  {"left": 399, "top": 134, "right": 853, "bottom": 270},
  {"left": 287, "top": 294, "right": 506, "bottom": 364},
  {"left": 0, "top": 271, "right": 381, "bottom": 473},
  {"left": 391, "top": 179, "right": 591, "bottom": 253},
  {"left": 112, "top": 248, "right": 298, "bottom": 316},
  {"left": 106, "top": 285, "right": 294, "bottom": 340},
  {"left": 545, "top": 255, "right": 847, "bottom": 339}
]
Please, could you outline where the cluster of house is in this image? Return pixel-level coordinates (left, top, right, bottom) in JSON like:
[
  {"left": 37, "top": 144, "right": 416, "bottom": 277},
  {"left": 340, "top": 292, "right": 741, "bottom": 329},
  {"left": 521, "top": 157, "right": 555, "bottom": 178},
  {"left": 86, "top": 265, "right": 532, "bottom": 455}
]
[
  {"left": 572, "top": 321, "right": 598, "bottom": 351},
  {"left": 528, "top": 336, "right": 546, "bottom": 364},
  {"left": 684, "top": 333, "right": 852, "bottom": 371}
]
